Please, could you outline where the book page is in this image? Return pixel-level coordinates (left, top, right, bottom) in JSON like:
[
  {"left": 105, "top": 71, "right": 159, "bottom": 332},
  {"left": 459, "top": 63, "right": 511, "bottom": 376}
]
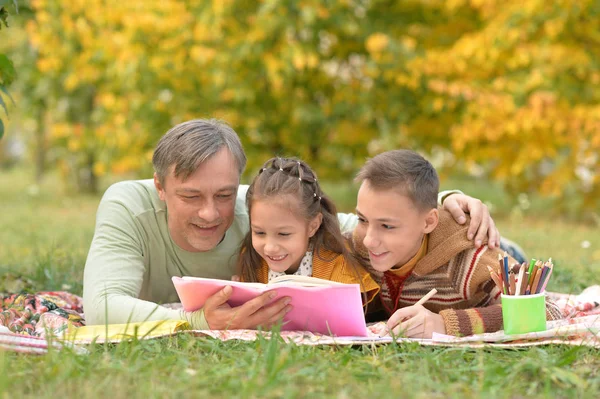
[
  {"left": 267, "top": 274, "right": 346, "bottom": 287},
  {"left": 180, "top": 276, "right": 266, "bottom": 289}
]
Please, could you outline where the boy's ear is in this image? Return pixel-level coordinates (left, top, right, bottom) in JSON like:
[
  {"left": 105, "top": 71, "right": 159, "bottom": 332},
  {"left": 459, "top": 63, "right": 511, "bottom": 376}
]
[
  {"left": 308, "top": 213, "right": 323, "bottom": 237},
  {"left": 154, "top": 173, "right": 166, "bottom": 201},
  {"left": 423, "top": 208, "right": 439, "bottom": 234}
]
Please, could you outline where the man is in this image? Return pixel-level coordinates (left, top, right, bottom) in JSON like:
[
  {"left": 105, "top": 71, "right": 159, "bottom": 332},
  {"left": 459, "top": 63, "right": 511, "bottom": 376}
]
[{"left": 83, "top": 119, "right": 501, "bottom": 330}]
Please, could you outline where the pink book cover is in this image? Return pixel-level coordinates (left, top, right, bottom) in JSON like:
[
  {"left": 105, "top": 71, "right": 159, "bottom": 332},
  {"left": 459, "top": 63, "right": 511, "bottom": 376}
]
[{"left": 172, "top": 276, "right": 368, "bottom": 337}]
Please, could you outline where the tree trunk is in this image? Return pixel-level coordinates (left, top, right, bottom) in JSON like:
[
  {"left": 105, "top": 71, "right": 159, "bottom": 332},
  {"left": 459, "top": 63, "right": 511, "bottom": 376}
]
[{"left": 34, "top": 101, "right": 48, "bottom": 183}]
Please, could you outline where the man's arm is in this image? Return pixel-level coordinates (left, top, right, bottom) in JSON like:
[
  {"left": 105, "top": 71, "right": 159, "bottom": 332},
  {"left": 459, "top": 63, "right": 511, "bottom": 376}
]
[
  {"left": 82, "top": 185, "right": 207, "bottom": 328},
  {"left": 338, "top": 190, "right": 499, "bottom": 248}
]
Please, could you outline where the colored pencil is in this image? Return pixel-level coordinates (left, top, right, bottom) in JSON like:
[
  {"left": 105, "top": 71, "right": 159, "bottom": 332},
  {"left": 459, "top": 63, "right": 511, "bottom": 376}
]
[
  {"left": 494, "top": 258, "right": 554, "bottom": 296},
  {"left": 498, "top": 254, "right": 507, "bottom": 294},
  {"left": 508, "top": 272, "right": 516, "bottom": 296},
  {"left": 528, "top": 258, "right": 536, "bottom": 275},
  {"left": 520, "top": 272, "right": 529, "bottom": 295},
  {"left": 487, "top": 266, "right": 503, "bottom": 293},
  {"left": 503, "top": 251, "right": 510, "bottom": 284},
  {"left": 526, "top": 261, "right": 541, "bottom": 295},
  {"left": 535, "top": 265, "right": 549, "bottom": 294},
  {"left": 538, "top": 265, "right": 554, "bottom": 293},
  {"left": 515, "top": 263, "right": 526, "bottom": 296},
  {"left": 415, "top": 288, "right": 438, "bottom": 307},
  {"left": 530, "top": 267, "right": 543, "bottom": 296}
]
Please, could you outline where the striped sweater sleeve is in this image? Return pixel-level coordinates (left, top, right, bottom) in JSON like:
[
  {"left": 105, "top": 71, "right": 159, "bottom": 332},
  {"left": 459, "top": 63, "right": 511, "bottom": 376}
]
[
  {"left": 439, "top": 300, "right": 564, "bottom": 336},
  {"left": 439, "top": 304, "right": 503, "bottom": 336}
]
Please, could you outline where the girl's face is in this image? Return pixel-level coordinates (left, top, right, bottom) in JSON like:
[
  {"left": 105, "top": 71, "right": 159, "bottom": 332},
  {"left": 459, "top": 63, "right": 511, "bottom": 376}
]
[{"left": 250, "top": 195, "right": 322, "bottom": 274}]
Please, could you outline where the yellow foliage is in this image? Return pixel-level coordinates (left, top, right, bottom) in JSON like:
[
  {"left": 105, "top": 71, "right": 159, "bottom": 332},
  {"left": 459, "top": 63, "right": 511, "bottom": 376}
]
[
  {"left": 401, "top": 36, "right": 417, "bottom": 51},
  {"left": 292, "top": 52, "right": 306, "bottom": 70},
  {"left": 49, "top": 123, "right": 72, "bottom": 140},
  {"left": 365, "top": 33, "right": 389, "bottom": 54},
  {"left": 10, "top": 0, "right": 599, "bottom": 209},
  {"left": 93, "top": 162, "right": 107, "bottom": 177},
  {"left": 64, "top": 74, "right": 79, "bottom": 91},
  {"left": 432, "top": 98, "right": 444, "bottom": 112},
  {"left": 67, "top": 138, "right": 81, "bottom": 152},
  {"left": 306, "top": 53, "right": 319, "bottom": 69}
]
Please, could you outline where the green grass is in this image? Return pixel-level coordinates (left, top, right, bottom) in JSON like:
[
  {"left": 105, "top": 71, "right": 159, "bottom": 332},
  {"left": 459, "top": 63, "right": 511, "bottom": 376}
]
[{"left": 1, "top": 166, "right": 600, "bottom": 398}]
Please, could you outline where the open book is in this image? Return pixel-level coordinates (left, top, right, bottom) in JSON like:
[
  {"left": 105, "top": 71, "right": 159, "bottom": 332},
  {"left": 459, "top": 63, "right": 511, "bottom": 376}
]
[{"left": 172, "top": 275, "right": 368, "bottom": 337}]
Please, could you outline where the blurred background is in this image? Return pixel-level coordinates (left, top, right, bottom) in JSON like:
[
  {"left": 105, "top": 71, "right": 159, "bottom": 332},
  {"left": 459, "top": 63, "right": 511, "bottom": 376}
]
[
  {"left": 1, "top": 0, "right": 599, "bottom": 221},
  {"left": 2, "top": 4, "right": 600, "bottom": 393}
]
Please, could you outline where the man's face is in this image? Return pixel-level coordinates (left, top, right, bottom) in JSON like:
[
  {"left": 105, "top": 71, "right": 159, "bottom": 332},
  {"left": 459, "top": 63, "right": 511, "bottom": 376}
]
[{"left": 154, "top": 148, "right": 240, "bottom": 252}]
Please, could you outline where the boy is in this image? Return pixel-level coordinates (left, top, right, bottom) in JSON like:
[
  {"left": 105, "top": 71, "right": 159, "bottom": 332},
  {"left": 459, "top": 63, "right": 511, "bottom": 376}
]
[{"left": 351, "top": 150, "right": 562, "bottom": 338}]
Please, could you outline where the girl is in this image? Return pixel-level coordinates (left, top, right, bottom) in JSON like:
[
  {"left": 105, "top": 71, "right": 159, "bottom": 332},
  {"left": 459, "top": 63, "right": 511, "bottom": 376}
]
[{"left": 237, "top": 157, "right": 379, "bottom": 303}]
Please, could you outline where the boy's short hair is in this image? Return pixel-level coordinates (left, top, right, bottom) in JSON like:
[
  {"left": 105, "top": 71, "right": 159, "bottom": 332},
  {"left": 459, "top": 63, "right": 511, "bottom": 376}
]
[{"left": 355, "top": 149, "right": 439, "bottom": 211}]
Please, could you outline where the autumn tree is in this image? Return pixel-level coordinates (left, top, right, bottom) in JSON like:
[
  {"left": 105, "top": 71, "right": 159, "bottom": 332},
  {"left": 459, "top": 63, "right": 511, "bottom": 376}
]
[
  {"left": 9, "top": 0, "right": 600, "bottom": 215},
  {"left": 404, "top": 0, "right": 600, "bottom": 212},
  {"left": 0, "top": 0, "right": 18, "bottom": 140}
]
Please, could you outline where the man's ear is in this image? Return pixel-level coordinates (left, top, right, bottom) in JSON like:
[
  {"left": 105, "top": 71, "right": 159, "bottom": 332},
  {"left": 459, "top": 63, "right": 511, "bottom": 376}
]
[
  {"left": 308, "top": 213, "right": 323, "bottom": 237},
  {"left": 423, "top": 208, "right": 439, "bottom": 234},
  {"left": 154, "top": 173, "right": 166, "bottom": 201}
]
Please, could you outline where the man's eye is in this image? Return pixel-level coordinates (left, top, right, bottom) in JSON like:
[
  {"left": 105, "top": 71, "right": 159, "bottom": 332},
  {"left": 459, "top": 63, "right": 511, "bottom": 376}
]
[
  {"left": 217, "top": 194, "right": 233, "bottom": 199},
  {"left": 183, "top": 196, "right": 199, "bottom": 199},
  {"left": 382, "top": 224, "right": 395, "bottom": 230}
]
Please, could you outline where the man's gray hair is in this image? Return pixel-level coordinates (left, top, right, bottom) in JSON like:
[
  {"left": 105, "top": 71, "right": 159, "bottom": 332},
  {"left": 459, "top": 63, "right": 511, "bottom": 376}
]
[{"left": 152, "top": 119, "right": 247, "bottom": 185}]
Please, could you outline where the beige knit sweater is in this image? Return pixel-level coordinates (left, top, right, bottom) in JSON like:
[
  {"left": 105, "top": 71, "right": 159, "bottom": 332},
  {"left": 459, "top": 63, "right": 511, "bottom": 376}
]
[{"left": 352, "top": 209, "right": 562, "bottom": 336}]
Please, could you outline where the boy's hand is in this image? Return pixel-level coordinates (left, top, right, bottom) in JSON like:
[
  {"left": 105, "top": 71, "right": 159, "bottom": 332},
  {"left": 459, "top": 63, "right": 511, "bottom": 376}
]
[
  {"left": 386, "top": 305, "right": 446, "bottom": 339},
  {"left": 203, "top": 286, "right": 292, "bottom": 330},
  {"left": 442, "top": 193, "right": 500, "bottom": 249}
]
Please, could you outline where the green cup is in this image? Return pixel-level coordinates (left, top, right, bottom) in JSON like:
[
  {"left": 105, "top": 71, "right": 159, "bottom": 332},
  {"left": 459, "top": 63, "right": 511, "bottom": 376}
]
[{"left": 501, "top": 292, "right": 547, "bottom": 335}]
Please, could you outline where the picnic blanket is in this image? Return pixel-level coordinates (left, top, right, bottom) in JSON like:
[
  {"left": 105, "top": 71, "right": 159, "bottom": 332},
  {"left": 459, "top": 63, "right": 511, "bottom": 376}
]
[
  {"left": 0, "top": 291, "right": 87, "bottom": 354},
  {"left": 0, "top": 291, "right": 85, "bottom": 336},
  {"left": 2, "top": 287, "right": 600, "bottom": 353}
]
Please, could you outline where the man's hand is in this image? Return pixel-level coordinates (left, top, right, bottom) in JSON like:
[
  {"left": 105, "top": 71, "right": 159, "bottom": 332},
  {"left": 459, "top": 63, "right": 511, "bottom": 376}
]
[
  {"left": 386, "top": 305, "right": 446, "bottom": 339},
  {"left": 442, "top": 193, "right": 500, "bottom": 249},
  {"left": 203, "top": 286, "right": 292, "bottom": 330}
]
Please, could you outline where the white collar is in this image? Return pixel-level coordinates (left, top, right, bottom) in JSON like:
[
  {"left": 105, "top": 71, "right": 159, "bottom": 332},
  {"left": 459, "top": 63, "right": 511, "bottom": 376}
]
[{"left": 268, "top": 251, "right": 313, "bottom": 282}]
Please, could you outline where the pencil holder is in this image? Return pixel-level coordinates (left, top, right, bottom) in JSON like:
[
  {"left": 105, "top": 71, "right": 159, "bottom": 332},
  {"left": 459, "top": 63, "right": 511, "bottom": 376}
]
[{"left": 501, "top": 292, "right": 547, "bottom": 335}]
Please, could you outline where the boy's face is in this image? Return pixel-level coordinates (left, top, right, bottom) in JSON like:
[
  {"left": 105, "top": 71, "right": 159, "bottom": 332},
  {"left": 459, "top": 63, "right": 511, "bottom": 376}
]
[{"left": 355, "top": 181, "right": 438, "bottom": 272}]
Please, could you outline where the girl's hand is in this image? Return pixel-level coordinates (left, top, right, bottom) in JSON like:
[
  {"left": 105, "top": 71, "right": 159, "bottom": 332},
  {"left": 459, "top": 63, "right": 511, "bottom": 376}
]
[
  {"left": 386, "top": 305, "right": 446, "bottom": 339},
  {"left": 231, "top": 275, "right": 240, "bottom": 282}
]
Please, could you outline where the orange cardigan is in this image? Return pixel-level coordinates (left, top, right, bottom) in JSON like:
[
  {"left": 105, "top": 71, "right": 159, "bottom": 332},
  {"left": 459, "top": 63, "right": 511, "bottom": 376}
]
[{"left": 254, "top": 248, "right": 380, "bottom": 304}]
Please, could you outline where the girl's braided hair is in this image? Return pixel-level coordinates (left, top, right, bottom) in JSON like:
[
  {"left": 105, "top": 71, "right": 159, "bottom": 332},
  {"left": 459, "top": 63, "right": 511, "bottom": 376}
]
[{"left": 237, "top": 157, "right": 366, "bottom": 301}]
